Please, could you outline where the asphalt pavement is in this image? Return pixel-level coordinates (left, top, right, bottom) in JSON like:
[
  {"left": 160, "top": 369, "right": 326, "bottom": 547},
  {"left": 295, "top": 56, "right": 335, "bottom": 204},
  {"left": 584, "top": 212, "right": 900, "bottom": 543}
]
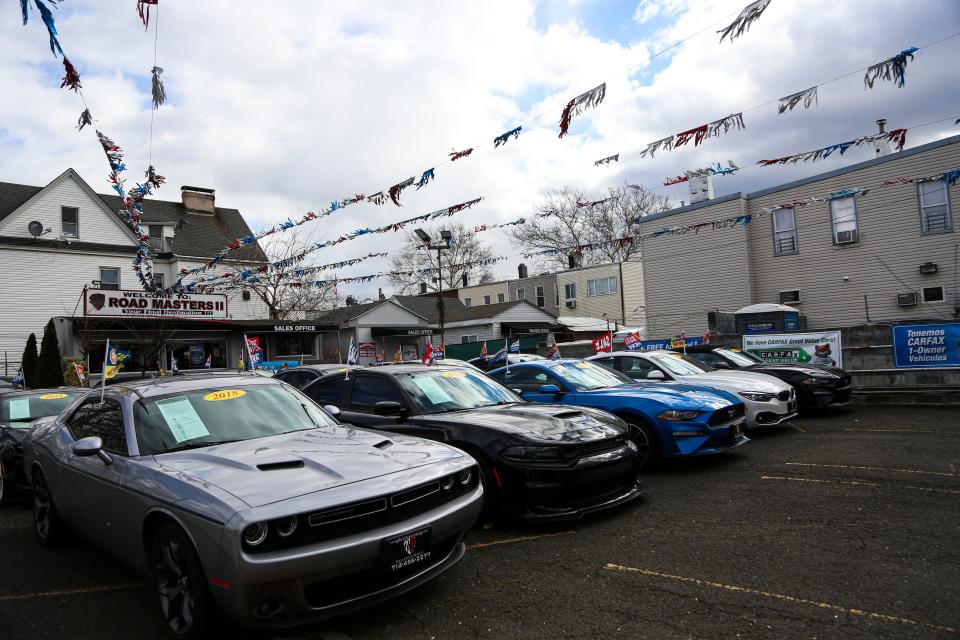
[{"left": 1, "top": 405, "right": 958, "bottom": 639}]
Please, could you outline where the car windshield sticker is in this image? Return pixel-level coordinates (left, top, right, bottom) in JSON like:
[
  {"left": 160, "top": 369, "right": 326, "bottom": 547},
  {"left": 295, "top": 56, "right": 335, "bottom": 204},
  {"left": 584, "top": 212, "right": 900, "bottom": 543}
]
[
  {"left": 731, "top": 348, "right": 742, "bottom": 352},
  {"left": 157, "top": 397, "right": 210, "bottom": 443},
  {"left": 39, "top": 393, "right": 68, "bottom": 400},
  {"left": 667, "top": 353, "right": 683, "bottom": 359},
  {"left": 440, "top": 370, "right": 466, "bottom": 378},
  {"left": 8, "top": 397, "right": 31, "bottom": 420},
  {"left": 202, "top": 389, "right": 246, "bottom": 402},
  {"left": 412, "top": 375, "right": 452, "bottom": 404},
  {"left": 574, "top": 362, "right": 593, "bottom": 368}
]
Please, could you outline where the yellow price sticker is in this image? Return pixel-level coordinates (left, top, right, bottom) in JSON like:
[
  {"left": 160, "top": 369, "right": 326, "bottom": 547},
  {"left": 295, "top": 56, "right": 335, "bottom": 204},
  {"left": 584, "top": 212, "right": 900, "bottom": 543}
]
[
  {"left": 440, "top": 370, "right": 466, "bottom": 378},
  {"left": 574, "top": 362, "right": 593, "bottom": 368},
  {"left": 731, "top": 348, "right": 741, "bottom": 352},
  {"left": 668, "top": 353, "right": 683, "bottom": 359},
  {"left": 39, "top": 393, "right": 68, "bottom": 400},
  {"left": 203, "top": 389, "right": 247, "bottom": 402}
]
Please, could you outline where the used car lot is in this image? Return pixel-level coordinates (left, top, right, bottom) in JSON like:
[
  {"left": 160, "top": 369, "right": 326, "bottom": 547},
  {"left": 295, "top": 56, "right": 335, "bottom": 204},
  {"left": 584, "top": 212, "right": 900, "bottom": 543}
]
[{"left": 3, "top": 404, "right": 956, "bottom": 639}]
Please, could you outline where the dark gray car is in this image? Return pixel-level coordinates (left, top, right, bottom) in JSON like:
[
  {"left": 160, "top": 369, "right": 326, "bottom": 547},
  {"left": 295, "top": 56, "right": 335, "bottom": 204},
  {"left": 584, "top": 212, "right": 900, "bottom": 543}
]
[{"left": 22, "top": 374, "right": 482, "bottom": 637}]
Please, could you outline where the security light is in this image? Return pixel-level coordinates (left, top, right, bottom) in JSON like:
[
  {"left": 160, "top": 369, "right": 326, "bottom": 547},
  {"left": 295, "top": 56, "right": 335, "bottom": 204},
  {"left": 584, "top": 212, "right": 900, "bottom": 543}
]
[{"left": 414, "top": 228, "right": 431, "bottom": 243}]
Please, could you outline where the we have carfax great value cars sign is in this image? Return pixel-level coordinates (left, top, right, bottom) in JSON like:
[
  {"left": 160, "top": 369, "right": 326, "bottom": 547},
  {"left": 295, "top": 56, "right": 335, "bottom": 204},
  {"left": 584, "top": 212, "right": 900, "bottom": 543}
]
[
  {"left": 84, "top": 289, "right": 228, "bottom": 320},
  {"left": 743, "top": 331, "right": 843, "bottom": 368},
  {"left": 893, "top": 323, "right": 960, "bottom": 368}
]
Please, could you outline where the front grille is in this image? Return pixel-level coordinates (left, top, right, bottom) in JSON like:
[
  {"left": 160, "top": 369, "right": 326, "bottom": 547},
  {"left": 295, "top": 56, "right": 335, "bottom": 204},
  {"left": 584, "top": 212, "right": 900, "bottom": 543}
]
[
  {"left": 569, "top": 434, "right": 628, "bottom": 460},
  {"left": 708, "top": 403, "right": 745, "bottom": 426},
  {"left": 308, "top": 498, "right": 387, "bottom": 527},
  {"left": 777, "top": 390, "right": 791, "bottom": 401}
]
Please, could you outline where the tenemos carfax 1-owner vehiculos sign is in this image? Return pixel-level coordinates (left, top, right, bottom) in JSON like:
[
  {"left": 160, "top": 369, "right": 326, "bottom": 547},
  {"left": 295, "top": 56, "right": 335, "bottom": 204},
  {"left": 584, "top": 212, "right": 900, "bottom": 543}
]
[
  {"left": 743, "top": 331, "right": 843, "bottom": 369},
  {"left": 84, "top": 289, "right": 228, "bottom": 320},
  {"left": 892, "top": 323, "right": 960, "bottom": 368}
]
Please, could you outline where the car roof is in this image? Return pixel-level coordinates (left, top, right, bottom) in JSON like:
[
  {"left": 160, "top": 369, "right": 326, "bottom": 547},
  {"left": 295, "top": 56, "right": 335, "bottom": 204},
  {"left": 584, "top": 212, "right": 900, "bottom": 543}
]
[
  {"left": 0, "top": 387, "right": 88, "bottom": 399},
  {"left": 672, "top": 346, "right": 717, "bottom": 354},
  {"left": 282, "top": 364, "right": 360, "bottom": 372},
  {"left": 318, "top": 363, "right": 461, "bottom": 378},
  {"left": 111, "top": 372, "right": 283, "bottom": 398}
]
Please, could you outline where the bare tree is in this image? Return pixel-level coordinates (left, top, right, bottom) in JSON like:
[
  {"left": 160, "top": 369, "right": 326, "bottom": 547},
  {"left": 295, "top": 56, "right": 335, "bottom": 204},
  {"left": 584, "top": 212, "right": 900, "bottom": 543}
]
[
  {"left": 388, "top": 223, "right": 497, "bottom": 295},
  {"left": 244, "top": 228, "right": 338, "bottom": 320},
  {"left": 510, "top": 185, "right": 672, "bottom": 271}
]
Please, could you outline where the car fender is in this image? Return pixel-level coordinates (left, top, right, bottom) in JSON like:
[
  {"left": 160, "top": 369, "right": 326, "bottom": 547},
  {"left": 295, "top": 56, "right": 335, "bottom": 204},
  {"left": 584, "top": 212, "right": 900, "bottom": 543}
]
[{"left": 137, "top": 504, "right": 227, "bottom": 579}]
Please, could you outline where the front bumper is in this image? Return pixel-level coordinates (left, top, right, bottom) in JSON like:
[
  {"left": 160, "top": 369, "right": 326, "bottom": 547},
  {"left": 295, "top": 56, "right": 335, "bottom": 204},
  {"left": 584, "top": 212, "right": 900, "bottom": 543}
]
[
  {"left": 797, "top": 382, "right": 853, "bottom": 408},
  {"left": 500, "top": 443, "right": 646, "bottom": 522},
  {"left": 744, "top": 391, "right": 798, "bottom": 428},
  {"left": 662, "top": 418, "right": 749, "bottom": 458},
  {"left": 210, "top": 483, "right": 483, "bottom": 628}
]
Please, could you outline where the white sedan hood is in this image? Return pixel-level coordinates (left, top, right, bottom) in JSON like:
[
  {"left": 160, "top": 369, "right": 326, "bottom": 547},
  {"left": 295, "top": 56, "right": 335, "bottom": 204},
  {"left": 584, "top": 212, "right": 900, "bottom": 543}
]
[{"left": 677, "top": 370, "right": 791, "bottom": 393}]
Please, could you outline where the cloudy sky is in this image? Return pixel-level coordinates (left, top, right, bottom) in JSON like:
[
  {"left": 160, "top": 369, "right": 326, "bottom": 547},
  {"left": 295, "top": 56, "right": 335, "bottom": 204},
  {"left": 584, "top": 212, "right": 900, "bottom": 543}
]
[{"left": 3, "top": 0, "right": 959, "bottom": 299}]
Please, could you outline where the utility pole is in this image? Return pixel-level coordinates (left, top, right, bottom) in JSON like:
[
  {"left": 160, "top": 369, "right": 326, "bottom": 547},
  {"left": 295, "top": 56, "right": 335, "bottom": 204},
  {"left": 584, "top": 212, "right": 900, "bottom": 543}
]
[{"left": 415, "top": 228, "right": 453, "bottom": 347}]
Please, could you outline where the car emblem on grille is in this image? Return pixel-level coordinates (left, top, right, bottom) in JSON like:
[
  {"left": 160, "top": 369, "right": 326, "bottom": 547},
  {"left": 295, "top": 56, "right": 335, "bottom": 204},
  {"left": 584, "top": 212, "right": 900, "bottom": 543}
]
[{"left": 403, "top": 535, "right": 418, "bottom": 556}]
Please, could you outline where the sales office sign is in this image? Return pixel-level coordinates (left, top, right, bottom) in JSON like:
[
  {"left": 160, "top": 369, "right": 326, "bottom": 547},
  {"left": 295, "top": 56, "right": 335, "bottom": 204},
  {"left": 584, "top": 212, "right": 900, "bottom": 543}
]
[{"left": 84, "top": 289, "right": 228, "bottom": 320}]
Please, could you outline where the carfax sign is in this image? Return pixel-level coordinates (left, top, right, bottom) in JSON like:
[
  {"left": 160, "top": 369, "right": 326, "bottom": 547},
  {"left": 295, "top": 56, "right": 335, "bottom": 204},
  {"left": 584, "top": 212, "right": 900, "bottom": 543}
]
[
  {"left": 743, "top": 331, "right": 843, "bottom": 368},
  {"left": 892, "top": 323, "right": 960, "bottom": 368}
]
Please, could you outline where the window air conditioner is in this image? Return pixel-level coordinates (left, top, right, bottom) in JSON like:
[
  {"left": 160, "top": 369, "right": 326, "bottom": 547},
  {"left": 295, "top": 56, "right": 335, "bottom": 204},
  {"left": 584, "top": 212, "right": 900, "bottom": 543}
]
[
  {"left": 897, "top": 292, "right": 918, "bottom": 307},
  {"left": 835, "top": 230, "right": 858, "bottom": 244},
  {"left": 565, "top": 299, "right": 577, "bottom": 309}
]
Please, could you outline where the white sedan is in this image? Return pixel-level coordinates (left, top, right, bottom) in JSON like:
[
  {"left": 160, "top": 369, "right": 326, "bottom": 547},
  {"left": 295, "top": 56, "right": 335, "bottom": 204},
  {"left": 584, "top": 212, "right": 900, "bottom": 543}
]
[{"left": 587, "top": 350, "right": 797, "bottom": 429}]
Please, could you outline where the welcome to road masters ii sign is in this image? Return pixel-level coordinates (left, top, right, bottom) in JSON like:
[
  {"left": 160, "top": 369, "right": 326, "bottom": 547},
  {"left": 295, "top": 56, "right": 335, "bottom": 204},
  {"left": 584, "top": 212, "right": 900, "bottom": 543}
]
[{"left": 84, "top": 289, "right": 228, "bottom": 320}]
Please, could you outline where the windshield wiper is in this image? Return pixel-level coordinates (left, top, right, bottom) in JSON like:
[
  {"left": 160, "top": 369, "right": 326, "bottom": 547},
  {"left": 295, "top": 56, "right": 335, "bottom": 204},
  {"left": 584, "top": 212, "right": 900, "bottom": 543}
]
[{"left": 164, "top": 439, "right": 243, "bottom": 453}]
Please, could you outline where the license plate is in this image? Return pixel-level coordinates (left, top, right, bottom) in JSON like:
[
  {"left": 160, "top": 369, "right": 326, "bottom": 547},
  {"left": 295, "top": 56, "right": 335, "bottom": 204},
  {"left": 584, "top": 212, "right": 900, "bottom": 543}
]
[{"left": 382, "top": 527, "right": 432, "bottom": 573}]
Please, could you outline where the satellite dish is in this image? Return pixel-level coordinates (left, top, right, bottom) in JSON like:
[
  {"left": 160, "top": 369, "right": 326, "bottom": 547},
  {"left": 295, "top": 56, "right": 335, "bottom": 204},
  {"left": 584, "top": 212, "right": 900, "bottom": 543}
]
[{"left": 28, "top": 220, "right": 44, "bottom": 237}]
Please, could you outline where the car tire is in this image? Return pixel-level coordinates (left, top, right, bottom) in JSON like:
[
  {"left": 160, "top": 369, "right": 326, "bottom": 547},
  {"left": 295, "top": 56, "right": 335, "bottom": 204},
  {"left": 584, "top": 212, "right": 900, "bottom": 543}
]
[
  {"left": 626, "top": 422, "right": 660, "bottom": 471},
  {"left": 150, "top": 523, "right": 217, "bottom": 639},
  {"left": 31, "top": 468, "right": 64, "bottom": 547}
]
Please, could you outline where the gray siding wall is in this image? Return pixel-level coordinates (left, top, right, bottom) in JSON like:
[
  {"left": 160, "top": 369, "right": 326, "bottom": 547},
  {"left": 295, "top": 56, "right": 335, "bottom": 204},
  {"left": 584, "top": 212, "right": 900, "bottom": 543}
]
[{"left": 620, "top": 261, "right": 646, "bottom": 327}]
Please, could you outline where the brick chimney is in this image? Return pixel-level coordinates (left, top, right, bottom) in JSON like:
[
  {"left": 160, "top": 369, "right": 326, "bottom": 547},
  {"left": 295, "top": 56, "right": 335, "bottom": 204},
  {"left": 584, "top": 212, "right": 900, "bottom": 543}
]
[{"left": 181, "top": 186, "right": 216, "bottom": 214}]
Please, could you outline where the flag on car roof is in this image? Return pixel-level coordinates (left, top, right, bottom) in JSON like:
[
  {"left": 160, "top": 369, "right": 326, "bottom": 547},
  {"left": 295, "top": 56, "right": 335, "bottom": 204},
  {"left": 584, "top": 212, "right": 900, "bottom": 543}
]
[
  {"left": 393, "top": 347, "right": 402, "bottom": 363},
  {"left": 422, "top": 338, "right": 440, "bottom": 365},
  {"left": 510, "top": 339, "right": 520, "bottom": 353},
  {"left": 104, "top": 343, "right": 131, "bottom": 379},
  {"left": 376, "top": 352, "right": 384, "bottom": 364},
  {"left": 12, "top": 365, "right": 24, "bottom": 387},
  {"left": 480, "top": 341, "right": 488, "bottom": 361},
  {"left": 244, "top": 334, "right": 264, "bottom": 370},
  {"left": 346, "top": 337, "right": 359, "bottom": 365},
  {"left": 73, "top": 362, "right": 86, "bottom": 385}
]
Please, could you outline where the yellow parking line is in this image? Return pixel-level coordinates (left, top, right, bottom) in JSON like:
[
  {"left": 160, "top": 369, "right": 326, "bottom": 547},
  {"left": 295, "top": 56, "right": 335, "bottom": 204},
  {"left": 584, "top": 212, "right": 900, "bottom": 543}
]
[
  {"left": 760, "top": 475, "right": 879, "bottom": 487},
  {"left": 844, "top": 429, "right": 951, "bottom": 435},
  {"left": 602, "top": 563, "right": 957, "bottom": 635},
  {"left": 785, "top": 462, "right": 956, "bottom": 477},
  {"left": 0, "top": 583, "right": 145, "bottom": 602},
  {"left": 469, "top": 530, "right": 575, "bottom": 550},
  {"left": 785, "top": 421, "right": 806, "bottom": 433}
]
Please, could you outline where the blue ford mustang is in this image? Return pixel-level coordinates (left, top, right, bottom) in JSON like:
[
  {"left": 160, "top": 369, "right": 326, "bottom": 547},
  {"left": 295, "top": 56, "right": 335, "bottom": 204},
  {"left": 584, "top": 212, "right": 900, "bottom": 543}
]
[{"left": 488, "top": 359, "right": 749, "bottom": 468}]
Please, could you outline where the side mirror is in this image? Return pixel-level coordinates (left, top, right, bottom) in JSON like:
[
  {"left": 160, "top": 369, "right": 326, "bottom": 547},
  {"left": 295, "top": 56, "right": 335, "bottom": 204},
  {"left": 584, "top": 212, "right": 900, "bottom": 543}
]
[
  {"left": 374, "top": 401, "right": 408, "bottom": 417},
  {"left": 72, "top": 436, "right": 112, "bottom": 465},
  {"left": 538, "top": 384, "right": 562, "bottom": 394},
  {"left": 646, "top": 370, "right": 666, "bottom": 380},
  {"left": 713, "top": 360, "right": 730, "bottom": 369},
  {"left": 511, "top": 388, "right": 524, "bottom": 395},
  {"left": 323, "top": 404, "right": 342, "bottom": 418}
]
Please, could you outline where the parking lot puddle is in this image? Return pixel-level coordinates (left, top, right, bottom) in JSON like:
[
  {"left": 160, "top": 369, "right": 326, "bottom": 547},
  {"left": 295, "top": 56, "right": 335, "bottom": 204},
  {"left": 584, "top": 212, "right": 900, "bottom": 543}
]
[
  {"left": 785, "top": 462, "right": 956, "bottom": 477},
  {"left": 468, "top": 530, "right": 575, "bottom": 550},
  {"left": 602, "top": 563, "right": 957, "bottom": 635}
]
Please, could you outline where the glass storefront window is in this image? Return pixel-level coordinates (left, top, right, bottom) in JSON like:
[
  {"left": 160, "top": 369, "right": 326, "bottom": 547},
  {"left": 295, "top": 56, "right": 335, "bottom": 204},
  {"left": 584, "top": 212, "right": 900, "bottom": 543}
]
[
  {"left": 170, "top": 340, "right": 228, "bottom": 370},
  {"left": 275, "top": 333, "right": 315, "bottom": 357}
]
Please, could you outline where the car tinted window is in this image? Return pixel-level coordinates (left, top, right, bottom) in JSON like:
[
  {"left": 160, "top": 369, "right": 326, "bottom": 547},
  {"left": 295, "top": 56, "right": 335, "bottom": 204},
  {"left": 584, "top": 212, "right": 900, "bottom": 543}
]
[
  {"left": 548, "top": 361, "right": 632, "bottom": 390},
  {"left": 309, "top": 376, "right": 349, "bottom": 406},
  {"left": 616, "top": 357, "right": 656, "bottom": 379},
  {"left": 502, "top": 368, "right": 561, "bottom": 391},
  {"left": 134, "top": 384, "right": 336, "bottom": 455},
  {"left": 591, "top": 357, "right": 615, "bottom": 369},
  {"left": 350, "top": 376, "right": 405, "bottom": 412},
  {"left": 1, "top": 390, "right": 84, "bottom": 426},
  {"left": 647, "top": 353, "right": 714, "bottom": 375},
  {"left": 277, "top": 371, "right": 316, "bottom": 389},
  {"left": 396, "top": 370, "right": 521, "bottom": 414},
  {"left": 715, "top": 348, "right": 764, "bottom": 366},
  {"left": 68, "top": 398, "right": 128, "bottom": 454}
]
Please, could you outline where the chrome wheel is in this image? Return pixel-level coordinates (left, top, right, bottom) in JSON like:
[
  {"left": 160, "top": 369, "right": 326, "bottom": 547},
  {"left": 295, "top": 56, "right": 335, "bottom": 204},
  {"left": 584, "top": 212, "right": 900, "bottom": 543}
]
[
  {"left": 155, "top": 538, "right": 196, "bottom": 635},
  {"left": 627, "top": 422, "right": 658, "bottom": 470}
]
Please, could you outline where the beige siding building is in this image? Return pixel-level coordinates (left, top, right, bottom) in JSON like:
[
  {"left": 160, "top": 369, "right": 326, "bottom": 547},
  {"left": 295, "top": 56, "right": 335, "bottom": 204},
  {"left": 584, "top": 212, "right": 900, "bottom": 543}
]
[
  {"left": 457, "top": 281, "right": 510, "bottom": 307},
  {"left": 556, "top": 262, "right": 646, "bottom": 327},
  {"left": 639, "top": 134, "right": 960, "bottom": 336}
]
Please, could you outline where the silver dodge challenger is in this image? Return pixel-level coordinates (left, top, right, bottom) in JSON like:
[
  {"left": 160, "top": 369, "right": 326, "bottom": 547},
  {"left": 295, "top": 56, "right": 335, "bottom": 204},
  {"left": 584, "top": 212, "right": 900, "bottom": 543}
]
[{"left": 22, "top": 374, "right": 482, "bottom": 637}]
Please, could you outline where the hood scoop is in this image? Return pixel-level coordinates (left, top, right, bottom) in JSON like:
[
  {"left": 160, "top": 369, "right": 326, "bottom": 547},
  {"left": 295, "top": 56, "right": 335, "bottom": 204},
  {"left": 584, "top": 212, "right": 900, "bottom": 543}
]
[
  {"left": 550, "top": 410, "right": 583, "bottom": 419},
  {"left": 256, "top": 460, "right": 305, "bottom": 471},
  {"left": 373, "top": 439, "right": 394, "bottom": 450}
]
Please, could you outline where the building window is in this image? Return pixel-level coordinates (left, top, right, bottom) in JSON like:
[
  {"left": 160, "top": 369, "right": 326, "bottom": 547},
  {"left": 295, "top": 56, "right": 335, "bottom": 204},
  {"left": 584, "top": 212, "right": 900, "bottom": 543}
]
[
  {"left": 564, "top": 283, "right": 577, "bottom": 300},
  {"left": 555, "top": 284, "right": 560, "bottom": 305},
  {"left": 772, "top": 207, "right": 798, "bottom": 255},
  {"left": 148, "top": 225, "right": 165, "bottom": 252},
  {"left": 460, "top": 335, "right": 479, "bottom": 344},
  {"left": 153, "top": 273, "right": 164, "bottom": 289},
  {"left": 918, "top": 179, "right": 953, "bottom": 234},
  {"left": 497, "top": 293, "right": 505, "bottom": 303},
  {"left": 483, "top": 295, "right": 491, "bottom": 305},
  {"left": 829, "top": 196, "right": 859, "bottom": 245},
  {"left": 779, "top": 289, "right": 802, "bottom": 305},
  {"left": 61, "top": 206, "right": 79, "bottom": 238},
  {"left": 922, "top": 286, "right": 945, "bottom": 303},
  {"left": 587, "top": 277, "right": 618, "bottom": 296},
  {"left": 99, "top": 267, "right": 120, "bottom": 290},
  {"left": 464, "top": 297, "right": 472, "bottom": 307},
  {"left": 516, "top": 289, "right": 525, "bottom": 300},
  {"left": 536, "top": 286, "right": 545, "bottom": 307}
]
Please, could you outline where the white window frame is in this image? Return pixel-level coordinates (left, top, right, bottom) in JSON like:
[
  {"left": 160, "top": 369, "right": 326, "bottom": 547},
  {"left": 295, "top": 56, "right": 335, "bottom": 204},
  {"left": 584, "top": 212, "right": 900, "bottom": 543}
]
[
  {"left": 153, "top": 273, "right": 164, "bottom": 290},
  {"left": 917, "top": 179, "right": 953, "bottom": 234},
  {"left": 61, "top": 206, "right": 79, "bottom": 238},
  {"left": 496, "top": 293, "right": 505, "bottom": 303},
  {"left": 460, "top": 335, "right": 479, "bottom": 344},
  {"left": 587, "top": 276, "right": 618, "bottom": 297},
  {"left": 148, "top": 225, "right": 166, "bottom": 252},
  {"left": 771, "top": 207, "right": 798, "bottom": 255},
  {"left": 536, "top": 286, "right": 545, "bottom": 307},
  {"left": 564, "top": 283, "right": 576, "bottom": 300},
  {"left": 483, "top": 295, "right": 491, "bottom": 305},
  {"left": 829, "top": 196, "right": 860, "bottom": 245},
  {"left": 921, "top": 285, "right": 945, "bottom": 303},
  {"left": 516, "top": 288, "right": 525, "bottom": 300},
  {"left": 555, "top": 284, "right": 560, "bottom": 306},
  {"left": 464, "top": 297, "right": 472, "bottom": 307},
  {"left": 99, "top": 267, "right": 120, "bottom": 290}
]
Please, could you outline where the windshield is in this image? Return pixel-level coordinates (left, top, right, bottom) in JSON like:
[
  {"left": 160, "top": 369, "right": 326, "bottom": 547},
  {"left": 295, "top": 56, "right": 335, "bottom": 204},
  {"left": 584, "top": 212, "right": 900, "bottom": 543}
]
[
  {"left": 548, "top": 361, "right": 632, "bottom": 391},
  {"left": 134, "top": 383, "right": 338, "bottom": 455},
  {"left": 396, "top": 369, "right": 521, "bottom": 415},
  {"left": 716, "top": 348, "right": 764, "bottom": 366},
  {"left": 1, "top": 390, "right": 85, "bottom": 426},
  {"left": 648, "top": 352, "right": 714, "bottom": 375}
]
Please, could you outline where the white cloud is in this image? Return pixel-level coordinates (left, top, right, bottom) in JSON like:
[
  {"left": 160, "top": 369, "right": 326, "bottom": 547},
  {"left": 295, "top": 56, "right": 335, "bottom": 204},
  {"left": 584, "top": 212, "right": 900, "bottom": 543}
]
[{"left": 633, "top": 0, "right": 687, "bottom": 25}]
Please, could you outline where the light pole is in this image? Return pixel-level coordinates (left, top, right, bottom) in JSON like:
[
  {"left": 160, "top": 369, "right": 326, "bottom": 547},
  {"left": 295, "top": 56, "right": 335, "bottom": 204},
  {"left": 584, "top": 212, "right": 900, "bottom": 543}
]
[{"left": 414, "top": 228, "right": 453, "bottom": 348}]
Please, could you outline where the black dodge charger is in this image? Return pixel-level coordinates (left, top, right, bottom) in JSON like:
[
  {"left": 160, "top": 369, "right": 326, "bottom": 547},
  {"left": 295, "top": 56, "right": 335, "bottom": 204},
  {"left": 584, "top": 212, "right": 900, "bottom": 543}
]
[
  {"left": 679, "top": 346, "right": 853, "bottom": 409},
  {"left": 300, "top": 364, "right": 645, "bottom": 521}
]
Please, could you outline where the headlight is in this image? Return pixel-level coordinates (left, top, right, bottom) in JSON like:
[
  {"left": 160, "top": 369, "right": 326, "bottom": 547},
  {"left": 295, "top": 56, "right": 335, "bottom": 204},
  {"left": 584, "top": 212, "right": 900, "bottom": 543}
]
[
  {"left": 739, "top": 391, "right": 775, "bottom": 402},
  {"left": 441, "top": 475, "right": 456, "bottom": 490},
  {"left": 242, "top": 522, "right": 268, "bottom": 547},
  {"left": 458, "top": 468, "right": 474, "bottom": 485},
  {"left": 657, "top": 409, "right": 700, "bottom": 421},
  {"left": 274, "top": 516, "right": 298, "bottom": 538},
  {"left": 501, "top": 445, "right": 560, "bottom": 461}
]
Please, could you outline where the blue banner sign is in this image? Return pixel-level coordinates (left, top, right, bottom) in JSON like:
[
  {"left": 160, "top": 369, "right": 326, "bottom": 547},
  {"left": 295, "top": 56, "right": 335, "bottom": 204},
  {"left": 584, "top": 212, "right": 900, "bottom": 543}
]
[
  {"left": 892, "top": 323, "right": 960, "bottom": 368},
  {"left": 629, "top": 337, "right": 708, "bottom": 351}
]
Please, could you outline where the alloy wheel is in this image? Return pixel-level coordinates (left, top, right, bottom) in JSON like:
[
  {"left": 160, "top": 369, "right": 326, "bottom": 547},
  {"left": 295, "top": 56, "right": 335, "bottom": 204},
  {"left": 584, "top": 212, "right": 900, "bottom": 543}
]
[
  {"left": 629, "top": 423, "right": 651, "bottom": 466},
  {"left": 155, "top": 537, "right": 197, "bottom": 635}
]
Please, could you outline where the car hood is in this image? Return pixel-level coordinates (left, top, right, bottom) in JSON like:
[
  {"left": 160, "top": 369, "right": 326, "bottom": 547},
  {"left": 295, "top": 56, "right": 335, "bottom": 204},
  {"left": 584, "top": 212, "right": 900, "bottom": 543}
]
[
  {"left": 579, "top": 382, "right": 737, "bottom": 411},
  {"left": 421, "top": 403, "right": 623, "bottom": 442},
  {"left": 154, "top": 425, "right": 465, "bottom": 508},
  {"left": 747, "top": 363, "right": 847, "bottom": 377},
  {"left": 678, "top": 370, "right": 791, "bottom": 393}
]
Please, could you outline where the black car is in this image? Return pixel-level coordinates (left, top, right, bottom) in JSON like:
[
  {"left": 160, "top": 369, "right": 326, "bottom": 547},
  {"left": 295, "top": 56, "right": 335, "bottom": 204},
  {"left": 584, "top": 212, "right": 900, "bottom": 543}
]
[
  {"left": 273, "top": 364, "right": 360, "bottom": 389},
  {"left": 299, "top": 364, "right": 645, "bottom": 521},
  {"left": 467, "top": 350, "right": 546, "bottom": 372},
  {"left": 679, "top": 346, "right": 853, "bottom": 409},
  {"left": 0, "top": 387, "right": 88, "bottom": 504}
]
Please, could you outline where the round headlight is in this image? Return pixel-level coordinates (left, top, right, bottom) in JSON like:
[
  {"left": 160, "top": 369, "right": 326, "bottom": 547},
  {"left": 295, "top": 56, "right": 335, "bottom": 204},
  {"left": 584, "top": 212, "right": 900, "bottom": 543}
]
[
  {"left": 458, "top": 468, "right": 473, "bottom": 486},
  {"left": 441, "top": 475, "right": 455, "bottom": 491},
  {"left": 242, "top": 522, "right": 268, "bottom": 546},
  {"left": 275, "top": 516, "right": 298, "bottom": 538}
]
